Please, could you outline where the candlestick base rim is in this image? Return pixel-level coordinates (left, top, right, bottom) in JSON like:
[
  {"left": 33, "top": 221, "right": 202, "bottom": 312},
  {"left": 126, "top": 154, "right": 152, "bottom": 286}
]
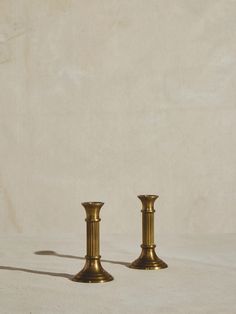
[{"left": 72, "top": 269, "right": 114, "bottom": 283}]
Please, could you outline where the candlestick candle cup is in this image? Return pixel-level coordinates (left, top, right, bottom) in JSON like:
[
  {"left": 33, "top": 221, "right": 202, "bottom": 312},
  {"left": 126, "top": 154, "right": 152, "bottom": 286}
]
[
  {"left": 73, "top": 202, "right": 114, "bottom": 283},
  {"left": 129, "top": 195, "right": 168, "bottom": 270}
]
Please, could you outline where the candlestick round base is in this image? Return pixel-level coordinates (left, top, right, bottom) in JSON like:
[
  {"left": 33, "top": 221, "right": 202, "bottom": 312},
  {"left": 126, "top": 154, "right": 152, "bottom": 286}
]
[
  {"left": 129, "top": 246, "right": 168, "bottom": 270},
  {"left": 72, "top": 257, "right": 114, "bottom": 283}
]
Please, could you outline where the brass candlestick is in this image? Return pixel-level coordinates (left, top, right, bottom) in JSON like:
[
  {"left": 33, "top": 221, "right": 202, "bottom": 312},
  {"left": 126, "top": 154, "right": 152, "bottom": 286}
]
[
  {"left": 129, "top": 195, "right": 168, "bottom": 270},
  {"left": 73, "top": 202, "right": 113, "bottom": 283}
]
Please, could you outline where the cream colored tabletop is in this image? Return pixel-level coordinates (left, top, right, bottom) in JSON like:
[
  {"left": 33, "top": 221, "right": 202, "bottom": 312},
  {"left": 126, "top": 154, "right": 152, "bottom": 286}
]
[{"left": 0, "top": 234, "right": 235, "bottom": 314}]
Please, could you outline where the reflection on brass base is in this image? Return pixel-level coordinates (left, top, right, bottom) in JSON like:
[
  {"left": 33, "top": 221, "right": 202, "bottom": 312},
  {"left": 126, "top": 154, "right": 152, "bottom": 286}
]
[
  {"left": 73, "top": 256, "right": 113, "bottom": 283},
  {"left": 129, "top": 245, "right": 168, "bottom": 270}
]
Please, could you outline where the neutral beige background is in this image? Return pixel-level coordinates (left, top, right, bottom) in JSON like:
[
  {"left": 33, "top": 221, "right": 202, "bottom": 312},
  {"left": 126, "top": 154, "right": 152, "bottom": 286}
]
[
  {"left": 0, "top": 0, "right": 236, "bottom": 236},
  {"left": 1, "top": 2, "right": 236, "bottom": 313}
]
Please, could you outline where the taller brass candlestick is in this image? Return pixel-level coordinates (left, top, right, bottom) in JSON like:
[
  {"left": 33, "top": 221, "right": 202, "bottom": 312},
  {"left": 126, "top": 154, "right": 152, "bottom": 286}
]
[
  {"left": 73, "top": 202, "right": 113, "bottom": 283},
  {"left": 129, "top": 195, "right": 168, "bottom": 270}
]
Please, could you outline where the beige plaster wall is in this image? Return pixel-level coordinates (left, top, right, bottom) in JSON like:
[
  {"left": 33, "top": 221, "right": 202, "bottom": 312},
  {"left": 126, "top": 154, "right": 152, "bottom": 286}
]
[{"left": 0, "top": 0, "right": 236, "bottom": 235}]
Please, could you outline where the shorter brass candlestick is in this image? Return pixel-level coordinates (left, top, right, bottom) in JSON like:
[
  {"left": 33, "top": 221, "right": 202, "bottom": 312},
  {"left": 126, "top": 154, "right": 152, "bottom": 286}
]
[
  {"left": 73, "top": 202, "right": 113, "bottom": 283},
  {"left": 129, "top": 195, "right": 168, "bottom": 270}
]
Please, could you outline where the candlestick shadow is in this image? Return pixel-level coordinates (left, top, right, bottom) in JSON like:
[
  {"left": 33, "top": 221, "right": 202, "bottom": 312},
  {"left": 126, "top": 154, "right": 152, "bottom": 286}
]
[
  {"left": 35, "top": 250, "right": 129, "bottom": 267},
  {"left": 0, "top": 265, "right": 73, "bottom": 280}
]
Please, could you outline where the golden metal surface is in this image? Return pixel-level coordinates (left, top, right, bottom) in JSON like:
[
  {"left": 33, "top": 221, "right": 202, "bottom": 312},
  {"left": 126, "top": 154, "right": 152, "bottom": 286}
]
[
  {"left": 73, "top": 202, "right": 114, "bottom": 283},
  {"left": 129, "top": 195, "right": 168, "bottom": 270}
]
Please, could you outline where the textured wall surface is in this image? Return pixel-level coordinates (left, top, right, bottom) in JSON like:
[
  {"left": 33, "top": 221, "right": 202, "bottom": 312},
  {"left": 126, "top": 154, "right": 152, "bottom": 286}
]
[{"left": 0, "top": 0, "right": 236, "bottom": 235}]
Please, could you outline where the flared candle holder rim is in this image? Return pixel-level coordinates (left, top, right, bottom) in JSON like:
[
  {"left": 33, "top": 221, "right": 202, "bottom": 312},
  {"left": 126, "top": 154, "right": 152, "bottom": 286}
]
[
  {"left": 82, "top": 202, "right": 104, "bottom": 207},
  {"left": 138, "top": 195, "right": 159, "bottom": 199}
]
